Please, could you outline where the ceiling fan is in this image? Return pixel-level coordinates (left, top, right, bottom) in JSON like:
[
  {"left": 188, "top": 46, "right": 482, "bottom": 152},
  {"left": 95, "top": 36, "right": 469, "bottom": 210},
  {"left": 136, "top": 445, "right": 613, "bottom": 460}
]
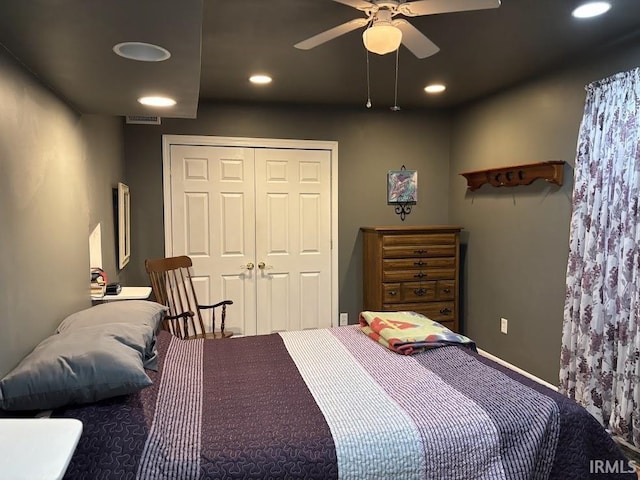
[{"left": 295, "top": 0, "right": 501, "bottom": 59}]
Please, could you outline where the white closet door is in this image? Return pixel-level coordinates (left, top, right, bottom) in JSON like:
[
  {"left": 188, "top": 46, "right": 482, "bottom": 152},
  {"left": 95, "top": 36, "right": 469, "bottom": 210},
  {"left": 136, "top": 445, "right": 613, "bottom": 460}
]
[
  {"left": 254, "top": 148, "right": 332, "bottom": 334},
  {"left": 168, "top": 141, "right": 333, "bottom": 336},
  {"left": 169, "top": 145, "right": 257, "bottom": 335}
]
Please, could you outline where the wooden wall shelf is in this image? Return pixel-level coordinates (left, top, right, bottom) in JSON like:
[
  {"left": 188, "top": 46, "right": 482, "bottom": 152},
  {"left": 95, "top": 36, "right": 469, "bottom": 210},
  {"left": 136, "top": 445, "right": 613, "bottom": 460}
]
[{"left": 460, "top": 161, "right": 565, "bottom": 191}]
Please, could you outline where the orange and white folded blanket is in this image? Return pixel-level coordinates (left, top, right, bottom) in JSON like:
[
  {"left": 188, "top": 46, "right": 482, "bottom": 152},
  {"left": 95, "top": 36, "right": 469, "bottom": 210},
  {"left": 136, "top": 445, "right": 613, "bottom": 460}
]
[{"left": 359, "top": 311, "right": 475, "bottom": 355}]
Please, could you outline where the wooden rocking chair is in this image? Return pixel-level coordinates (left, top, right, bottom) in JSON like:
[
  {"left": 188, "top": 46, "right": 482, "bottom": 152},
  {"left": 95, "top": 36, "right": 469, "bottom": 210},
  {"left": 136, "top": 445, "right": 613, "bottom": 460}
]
[{"left": 145, "top": 255, "right": 233, "bottom": 339}]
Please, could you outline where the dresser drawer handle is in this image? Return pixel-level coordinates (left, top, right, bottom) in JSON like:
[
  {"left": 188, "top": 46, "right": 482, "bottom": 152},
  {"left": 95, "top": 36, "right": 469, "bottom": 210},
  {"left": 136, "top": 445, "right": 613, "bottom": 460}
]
[
  {"left": 440, "top": 307, "right": 452, "bottom": 315},
  {"left": 388, "top": 290, "right": 398, "bottom": 296},
  {"left": 442, "top": 288, "right": 451, "bottom": 294},
  {"left": 414, "top": 260, "right": 426, "bottom": 266},
  {"left": 413, "top": 288, "right": 427, "bottom": 296},
  {"left": 414, "top": 272, "right": 426, "bottom": 279},
  {"left": 414, "top": 249, "right": 427, "bottom": 255}
]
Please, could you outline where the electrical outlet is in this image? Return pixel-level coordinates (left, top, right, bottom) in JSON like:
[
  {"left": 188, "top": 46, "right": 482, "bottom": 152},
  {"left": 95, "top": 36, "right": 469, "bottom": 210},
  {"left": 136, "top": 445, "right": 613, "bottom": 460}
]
[
  {"left": 500, "top": 317, "right": 508, "bottom": 334},
  {"left": 339, "top": 312, "right": 348, "bottom": 326}
]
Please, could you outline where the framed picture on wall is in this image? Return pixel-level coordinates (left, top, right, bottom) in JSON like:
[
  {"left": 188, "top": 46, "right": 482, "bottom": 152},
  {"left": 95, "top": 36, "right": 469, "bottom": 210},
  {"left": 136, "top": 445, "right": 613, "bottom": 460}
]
[
  {"left": 387, "top": 168, "right": 418, "bottom": 204},
  {"left": 117, "top": 182, "right": 131, "bottom": 269}
]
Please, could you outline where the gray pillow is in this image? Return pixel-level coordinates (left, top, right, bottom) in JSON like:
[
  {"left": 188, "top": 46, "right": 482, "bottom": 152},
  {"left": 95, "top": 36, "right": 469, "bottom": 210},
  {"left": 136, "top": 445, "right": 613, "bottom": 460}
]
[
  {"left": 56, "top": 300, "right": 167, "bottom": 370},
  {"left": 56, "top": 300, "right": 166, "bottom": 332},
  {"left": 0, "top": 323, "right": 153, "bottom": 411}
]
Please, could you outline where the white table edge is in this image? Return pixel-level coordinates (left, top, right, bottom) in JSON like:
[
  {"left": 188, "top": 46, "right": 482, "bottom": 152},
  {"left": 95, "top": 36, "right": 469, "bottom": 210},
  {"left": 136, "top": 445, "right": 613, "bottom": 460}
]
[{"left": 0, "top": 418, "right": 83, "bottom": 480}]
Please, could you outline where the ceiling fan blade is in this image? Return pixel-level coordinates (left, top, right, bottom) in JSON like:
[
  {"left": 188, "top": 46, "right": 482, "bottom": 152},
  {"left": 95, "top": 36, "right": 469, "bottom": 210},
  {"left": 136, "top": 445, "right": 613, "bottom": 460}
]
[
  {"left": 394, "top": 19, "right": 440, "bottom": 59},
  {"left": 294, "top": 18, "right": 368, "bottom": 50},
  {"left": 399, "top": 0, "right": 500, "bottom": 17},
  {"left": 332, "top": 0, "right": 373, "bottom": 10}
]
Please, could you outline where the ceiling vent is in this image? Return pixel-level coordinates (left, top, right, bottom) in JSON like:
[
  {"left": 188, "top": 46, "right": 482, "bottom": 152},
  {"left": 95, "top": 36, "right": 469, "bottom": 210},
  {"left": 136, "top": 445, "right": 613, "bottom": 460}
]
[{"left": 125, "top": 115, "right": 161, "bottom": 125}]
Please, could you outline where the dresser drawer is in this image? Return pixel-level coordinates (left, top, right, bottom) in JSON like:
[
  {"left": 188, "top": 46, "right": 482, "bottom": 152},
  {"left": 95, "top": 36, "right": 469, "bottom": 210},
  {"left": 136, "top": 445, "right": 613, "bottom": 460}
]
[
  {"left": 383, "top": 268, "right": 455, "bottom": 282},
  {"left": 382, "top": 301, "right": 455, "bottom": 322},
  {"left": 436, "top": 280, "right": 455, "bottom": 300},
  {"left": 382, "top": 233, "right": 456, "bottom": 247},
  {"left": 383, "top": 245, "right": 456, "bottom": 259},
  {"left": 382, "top": 283, "right": 402, "bottom": 303},
  {"left": 383, "top": 257, "right": 455, "bottom": 271},
  {"left": 383, "top": 282, "right": 438, "bottom": 303},
  {"left": 401, "top": 282, "right": 437, "bottom": 302}
]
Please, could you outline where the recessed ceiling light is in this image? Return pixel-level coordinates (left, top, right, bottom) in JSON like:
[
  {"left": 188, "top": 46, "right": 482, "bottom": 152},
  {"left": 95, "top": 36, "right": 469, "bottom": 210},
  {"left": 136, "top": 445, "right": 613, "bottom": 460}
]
[
  {"left": 424, "top": 84, "right": 446, "bottom": 94},
  {"left": 572, "top": 1, "right": 611, "bottom": 18},
  {"left": 137, "top": 96, "right": 176, "bottom": 107},
  {"left": 249, "top": 74, "right": 272, "bottom": 85},
  {"left": 113, "top": 42, "right": 171, "bottom": 62}
]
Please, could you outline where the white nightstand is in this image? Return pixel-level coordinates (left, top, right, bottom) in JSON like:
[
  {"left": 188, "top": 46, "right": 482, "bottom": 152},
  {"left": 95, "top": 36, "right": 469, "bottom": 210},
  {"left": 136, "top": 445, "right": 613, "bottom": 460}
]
[
  {"left": 91, "top": 286, "right": 152, "bottom": 302},
  {"left": 0, "top": 418, "right": 83, "bottom": 480}
]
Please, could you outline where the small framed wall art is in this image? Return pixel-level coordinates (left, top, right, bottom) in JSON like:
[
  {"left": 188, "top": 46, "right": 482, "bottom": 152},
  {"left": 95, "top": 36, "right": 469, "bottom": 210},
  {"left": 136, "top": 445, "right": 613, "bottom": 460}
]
[
  {"left": 116, "top": 182, "right": 131, "bottom": 269},
  {"left": 387, "top": 165, "right": 417, "bottom": 220}
]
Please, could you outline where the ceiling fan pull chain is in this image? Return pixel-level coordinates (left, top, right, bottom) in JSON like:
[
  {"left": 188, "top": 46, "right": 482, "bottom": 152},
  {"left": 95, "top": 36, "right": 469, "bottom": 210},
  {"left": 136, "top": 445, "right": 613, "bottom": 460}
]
[
  {"left": 391, "top": 47, "right": 401, "bottom": 111},
  {"left": 365, "top": 24, "right": 372, "bottom": 108},
  {"left": 366, "top": 51, "right": 372, "bottom": 108}
]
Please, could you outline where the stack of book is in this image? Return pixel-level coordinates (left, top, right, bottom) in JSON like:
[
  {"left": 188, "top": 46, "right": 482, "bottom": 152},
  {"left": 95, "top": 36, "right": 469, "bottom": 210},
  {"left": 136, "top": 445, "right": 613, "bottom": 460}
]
[{"left": 90, "top": 268, "right": 107, "bottom": 299}]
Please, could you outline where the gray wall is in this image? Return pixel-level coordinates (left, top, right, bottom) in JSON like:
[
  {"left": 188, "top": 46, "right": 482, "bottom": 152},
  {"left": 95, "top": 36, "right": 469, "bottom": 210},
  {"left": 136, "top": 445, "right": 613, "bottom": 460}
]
[
  {"left": 84, "top": 115, "right": 129, "bottom": 285},
  {"left": 0, "top": 49, "right": 125, "bottom": 376},
  {"left": 449, "top": 35, "right": 640, "bottom": 384},
  {"left": 123, "top": 105, "right": 452, "bottom": 323}
]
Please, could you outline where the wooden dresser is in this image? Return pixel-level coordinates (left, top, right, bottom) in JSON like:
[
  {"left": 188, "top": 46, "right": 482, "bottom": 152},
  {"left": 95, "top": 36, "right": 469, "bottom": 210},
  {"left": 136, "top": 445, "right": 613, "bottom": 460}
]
[{"left": 361, "top": 226, "right": 462, "bottom": 333}]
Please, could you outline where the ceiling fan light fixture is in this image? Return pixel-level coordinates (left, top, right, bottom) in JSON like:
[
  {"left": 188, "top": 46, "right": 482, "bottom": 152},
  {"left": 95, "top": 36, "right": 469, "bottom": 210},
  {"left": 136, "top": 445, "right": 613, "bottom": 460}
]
[
  {"left": 362, "top": 24, "right": 403, "bottom": 55},
  {"left": 571, "top": 1, "right": 611, "bottom": 18}
]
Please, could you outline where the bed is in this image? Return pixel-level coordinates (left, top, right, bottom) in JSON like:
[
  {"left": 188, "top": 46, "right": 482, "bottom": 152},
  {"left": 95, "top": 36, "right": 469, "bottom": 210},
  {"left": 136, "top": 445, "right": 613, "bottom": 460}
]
[{"left": 50, "top": 323, "right": 635, "bottom": 480}]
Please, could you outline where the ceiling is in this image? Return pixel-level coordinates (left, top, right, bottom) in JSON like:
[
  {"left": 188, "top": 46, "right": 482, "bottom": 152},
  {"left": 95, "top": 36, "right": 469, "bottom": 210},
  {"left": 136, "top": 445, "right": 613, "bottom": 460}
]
[{"left": 1, "top": 0, "right": 640, "bottom": 118}]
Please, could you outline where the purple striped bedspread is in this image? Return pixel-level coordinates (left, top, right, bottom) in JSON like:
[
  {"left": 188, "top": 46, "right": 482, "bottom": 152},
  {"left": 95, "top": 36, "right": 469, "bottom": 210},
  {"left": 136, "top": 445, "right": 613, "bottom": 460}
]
[{"left": 56, "top": 326, "right": 634, "bottom": 479}]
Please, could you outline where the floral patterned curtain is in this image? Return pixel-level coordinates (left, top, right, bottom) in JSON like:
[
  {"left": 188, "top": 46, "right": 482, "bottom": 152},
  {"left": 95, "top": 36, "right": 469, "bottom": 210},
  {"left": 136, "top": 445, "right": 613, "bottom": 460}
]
[{"left": 560, "top": 67, "right": 640, "bottom": 448}]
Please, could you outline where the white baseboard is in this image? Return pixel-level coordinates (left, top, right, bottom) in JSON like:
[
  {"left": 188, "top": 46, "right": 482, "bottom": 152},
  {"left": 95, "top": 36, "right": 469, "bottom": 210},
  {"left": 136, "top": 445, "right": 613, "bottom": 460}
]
[
  {"left": 477, "top": 349, "right": 558, "bottom": 392},
  {"left": 612, "top": 433, "right": 640, "bottom": 456}
]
